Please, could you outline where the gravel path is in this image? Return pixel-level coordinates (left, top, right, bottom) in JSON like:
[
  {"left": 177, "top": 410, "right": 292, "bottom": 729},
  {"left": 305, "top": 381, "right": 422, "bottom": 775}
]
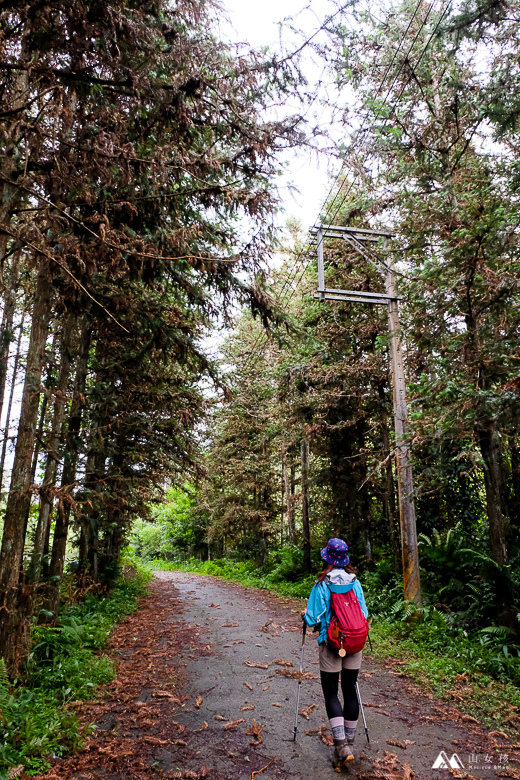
[
  {"left": 36, "top": 571, "right": 515, "bottom": 780},
  {"left": 157, "top": 571, "right": 511, "bottom": 780}
]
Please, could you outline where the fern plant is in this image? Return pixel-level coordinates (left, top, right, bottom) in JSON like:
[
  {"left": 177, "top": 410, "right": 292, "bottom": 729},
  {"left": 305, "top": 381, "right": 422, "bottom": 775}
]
[{"left": 0, "top": 657, "right": 11, "bottom": 725}]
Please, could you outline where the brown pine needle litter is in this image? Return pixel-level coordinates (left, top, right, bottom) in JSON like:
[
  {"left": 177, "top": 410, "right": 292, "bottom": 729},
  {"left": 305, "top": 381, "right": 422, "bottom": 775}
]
[{"left": 246, "top": 719, "right": 265, "bottom": 746}]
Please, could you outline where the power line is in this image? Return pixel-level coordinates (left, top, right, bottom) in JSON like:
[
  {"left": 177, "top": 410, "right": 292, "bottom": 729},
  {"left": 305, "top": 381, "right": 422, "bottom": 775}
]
[
  {"left": 271, "top": 0, "right": 436, "bottom": 307},
  {"left": 243, "top": 0, "right": 451, "bottom": 373}
]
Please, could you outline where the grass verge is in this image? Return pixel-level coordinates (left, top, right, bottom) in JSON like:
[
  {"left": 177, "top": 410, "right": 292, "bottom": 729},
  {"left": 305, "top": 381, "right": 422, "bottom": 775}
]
[
  {"left": 368, "top": 621, "right": 520, "bottom": 733},
  {"left": 0, "top": 562, "right": 152, "bottom": 779},
  {"left": 146, "top": 556, "right": 316, "bottom": 598}
]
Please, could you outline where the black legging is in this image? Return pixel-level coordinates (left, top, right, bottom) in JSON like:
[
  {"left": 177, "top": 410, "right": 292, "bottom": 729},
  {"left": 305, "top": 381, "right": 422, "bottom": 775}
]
[{"left": 320, "top": 669, "right": 359, "bottom": 721}]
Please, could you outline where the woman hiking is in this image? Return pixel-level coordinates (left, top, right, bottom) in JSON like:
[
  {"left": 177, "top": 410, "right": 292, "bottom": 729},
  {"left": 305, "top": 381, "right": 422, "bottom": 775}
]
[{"left": 302, "top": 538, "right": 369, "bottom": 769}]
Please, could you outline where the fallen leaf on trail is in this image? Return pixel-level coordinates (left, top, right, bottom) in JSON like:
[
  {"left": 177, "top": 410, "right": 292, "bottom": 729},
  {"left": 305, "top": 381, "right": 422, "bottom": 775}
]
[
  {"left": 488, "top": 731, "right": 509, "bottom": 740},
  {"left": 196, "top": 721, "right": 208, "bottom": 731},
  {"left": 244, "top": 682, "right": 253, "bottom": 690},
  {"left": 403, "top": 763, "right": 414, "bottom": 780},
  {"left": 461, "top": 714, "right": 479, "bottom": 724},
  {"left": 299, "top": 703, "right": 316, "bottom": 720},
  {"left": 244, "top": 659, "right": 269, "bottom": 669},
  {"left": 320, "top": 725, "right": 334, "bottom": 746},
  {"left": 223, "top": 644, "right": 232, "bottom": 647},
  {"left": 387, "top": 739, "right": 407, "bottom": 749},
  {"left": 251, "top": 758, "right": 273, "bottom": 776},
  {"left": 256, "top": 643, "right": 262, "bottom": 647},
  {"left": 224, "top": 718, "right": 245, "bottom": 729},
  {"left": 209, "top": 603, "right": 220, "bottom": 608},
  {"left": 263, "top": 685, "right": 269, "bottom": 690},
  {"left": 214, "top": 715, "right": 227, "bottom": 721},
  {"left": 260, "top": 620, "right": 273, "bottom": 632},
  {"left": 275, "top": 669, "right": 316, "bottom": 680},
  {"left": 241, "top": 705, "right": 256, "bottom": 711},
  {"left": 174, "top": 739, "right": 187, "bottom": 746},
  {"left": 234, "top": 640, "right": 245, "bottom": 645},
  {"left": 364, "top": 702, "right": 383, "bottom": 707},
  {"left": 272, "top": 702, "right": 282, "bottom": 707},
  {"left": 184, "top": 772, "right": 197, "bottom": 780},
  {"left": 153, "top": 691, "right": 181, "bottom": 701},
  {"left": 273, "top": 659, "right": 294, "bottom": 667},
  {"left": 246, "top": 718, "right": 264, "bottom": 746},
  {"left": 222, "top": 622, "right": 239, "bottom": 627},
  {"left": 200, "top": 767, "right": 210, "bottom": 778},
  {"left": 144, "top": 736, "right": 169, "bottom": 746},
  {"left": 304, "top": 729, "right": 321, "bottom": 735},
  {"left": 195, "top": 695, "right": 203, "bottom": 709}
]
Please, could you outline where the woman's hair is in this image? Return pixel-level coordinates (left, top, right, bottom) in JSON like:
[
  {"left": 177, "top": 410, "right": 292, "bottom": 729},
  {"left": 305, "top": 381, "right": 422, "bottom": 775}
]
[{"left": 316, "top": 561, "right": 357, "bottom": 583}]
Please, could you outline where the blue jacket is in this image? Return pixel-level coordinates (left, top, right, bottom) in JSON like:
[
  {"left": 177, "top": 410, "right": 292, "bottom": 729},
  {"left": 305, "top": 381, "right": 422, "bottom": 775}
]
[{"left": 304, "top": 574, "right": 368, "bottom": 645}]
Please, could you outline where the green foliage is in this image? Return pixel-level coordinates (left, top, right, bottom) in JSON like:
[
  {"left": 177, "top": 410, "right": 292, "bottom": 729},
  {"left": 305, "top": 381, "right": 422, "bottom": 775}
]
[
  {"left": 130, "top": 486, "right": 206, "bottom": 563},
  {"left": 0, "top": 571, "right": 150, "bottom": 777},
  {"left": 364, "top": 531, "right": 520, "bottom": 689},
  {"left": 369, "top": 620, "right": 520, "bottom": 729},
  {"left": 151, "top": 554, "right": 317, "bottom": 599}
]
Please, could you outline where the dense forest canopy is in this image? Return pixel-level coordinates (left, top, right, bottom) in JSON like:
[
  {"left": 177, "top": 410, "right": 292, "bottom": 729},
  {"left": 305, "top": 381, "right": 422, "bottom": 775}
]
[{"left": 0, "top": 0, "right": 519, "bottom": 683}]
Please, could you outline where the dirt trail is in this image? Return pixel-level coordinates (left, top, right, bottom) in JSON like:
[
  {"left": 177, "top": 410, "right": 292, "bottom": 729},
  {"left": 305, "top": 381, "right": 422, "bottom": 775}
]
[{"left": 37, "top": 572, "right": 517, "bottom": 780}]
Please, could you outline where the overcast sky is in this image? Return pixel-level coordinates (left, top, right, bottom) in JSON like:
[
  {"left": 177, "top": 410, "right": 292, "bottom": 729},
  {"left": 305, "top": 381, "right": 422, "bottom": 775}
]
[{"left": 220, "top": 0, "right": 341, "bottom": 233}]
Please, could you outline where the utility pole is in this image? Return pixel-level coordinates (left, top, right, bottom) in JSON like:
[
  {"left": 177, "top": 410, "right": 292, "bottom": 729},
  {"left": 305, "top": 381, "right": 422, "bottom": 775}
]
[{"left": 311, "top": 224, "right": 421, "bottom": 605}]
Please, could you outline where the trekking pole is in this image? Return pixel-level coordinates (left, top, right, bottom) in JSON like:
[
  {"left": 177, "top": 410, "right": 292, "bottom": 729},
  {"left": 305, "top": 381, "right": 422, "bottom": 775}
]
[
  {"left": 367, "top": 616, "right": 373, "bottom": 653},
  {"left": 355, "top": 682, "right": 370, "bottom": 744},
  {"left": 292, "top": 619, "right": 307, "bottom": 742}
]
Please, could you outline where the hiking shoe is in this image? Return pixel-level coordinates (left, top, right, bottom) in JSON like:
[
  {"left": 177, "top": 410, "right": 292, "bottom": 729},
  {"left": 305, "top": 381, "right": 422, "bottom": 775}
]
[{"left": 333, "top": 738, "right": 354, "bottom": 767}]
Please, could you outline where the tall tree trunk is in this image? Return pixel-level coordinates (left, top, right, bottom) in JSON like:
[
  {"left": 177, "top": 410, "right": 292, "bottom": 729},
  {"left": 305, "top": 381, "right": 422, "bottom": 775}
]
[
  {"left": 30, "top": 314, "right": 75, "bottom": 584},
  {"left": 42, "top": 322, "right": 90, "bottom": 620},
  {"left": 509, "top": 438, "right": 520, "bottom": 529},
  {"left": 479, "top": 423, "right": 516, "bottom": 627},
  {"left": 0, "top": 249, "right": 21, "bottom": 426},
  {"left": 301, "top": 437, "right": 311, "bottom": 572},
  {"left": 280, "top": 446, "right": 286, "bottom": 545},
  {"left": 284, "top": 458, "right": 294, "bottom": 543},
  {"left": 21, "top": 335, "right": 59, "bottom": 553},
  {"left": 287, "top": 463, "right": 296, "bottom": 543},
  {"left": 379, "top": 382, "right": 401, "bottom": 573},
  {"left": 0, "top": 314, "right": 24, "bottom": 496},
  {"left": 479, "top": 424, "right": 509, "bottom": 566},
  {"left": 0, "top": 259, "right": 53, "bottom": 668}
]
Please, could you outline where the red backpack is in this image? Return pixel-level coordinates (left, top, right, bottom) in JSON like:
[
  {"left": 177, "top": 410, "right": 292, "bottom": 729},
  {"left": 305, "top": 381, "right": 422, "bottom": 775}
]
[{"left": 327, "top": 586, "right": 369, "bottom": 656}]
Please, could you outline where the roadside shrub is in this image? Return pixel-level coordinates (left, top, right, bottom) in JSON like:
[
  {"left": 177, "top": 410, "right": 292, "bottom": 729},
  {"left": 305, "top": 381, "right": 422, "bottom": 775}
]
[{"left": 0, "top": 571, "right": 150, "bottom": 778}]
